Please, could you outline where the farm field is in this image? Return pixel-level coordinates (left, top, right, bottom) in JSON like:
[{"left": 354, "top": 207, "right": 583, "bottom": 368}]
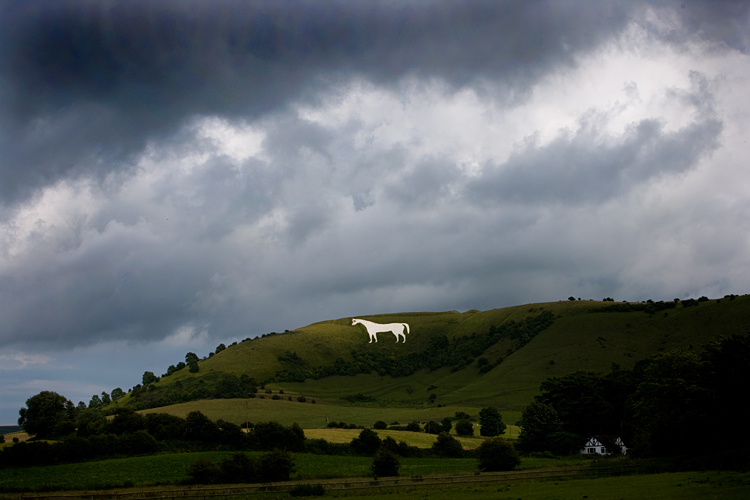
[
  {"left": 139, "top": 398, "right": 520, "bottom": 430},
  {"left": 304, "top": 428, "right": 491, "bottom": 449}
]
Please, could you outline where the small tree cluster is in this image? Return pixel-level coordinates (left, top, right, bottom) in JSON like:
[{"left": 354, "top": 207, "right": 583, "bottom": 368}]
[{"left": 188, "top": 450, "right": 295, "bottom": 484}]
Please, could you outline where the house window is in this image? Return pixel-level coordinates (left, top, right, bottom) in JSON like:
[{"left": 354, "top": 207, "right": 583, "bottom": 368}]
[{"left": 588, "top": 448, "right": 595, "bottom": 454}]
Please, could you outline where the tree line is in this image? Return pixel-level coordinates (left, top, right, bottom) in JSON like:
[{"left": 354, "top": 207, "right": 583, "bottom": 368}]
[{"left": 516, "top": 334, "right": 750, "bottom": 459}]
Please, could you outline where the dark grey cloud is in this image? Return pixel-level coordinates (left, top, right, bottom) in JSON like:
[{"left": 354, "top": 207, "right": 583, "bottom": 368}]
[{"left": 0, "top": 0, "right": 643, "bottom": 203}]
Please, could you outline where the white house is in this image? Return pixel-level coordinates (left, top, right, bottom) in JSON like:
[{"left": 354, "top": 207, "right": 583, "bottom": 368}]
[{"left": 580, "top": 435, "right": 627, "bottom": 455}]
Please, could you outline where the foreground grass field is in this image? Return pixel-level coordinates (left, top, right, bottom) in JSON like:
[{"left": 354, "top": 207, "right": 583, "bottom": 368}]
[
  {"left": 329, "top": 471, "right": 750, "bottom": 500},
  {"left": 0, "top": 452, "right": 482, "bottom": 491}
]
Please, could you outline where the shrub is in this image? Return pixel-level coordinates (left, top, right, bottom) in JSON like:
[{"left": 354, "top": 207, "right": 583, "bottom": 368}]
[
  {"left": 297, "top": 396, "right": 307, "bottom": 403},
  {"left": 406, "top": 421, "right": 421, "bottom": 432},
  {"left": 219, "top": 453, "right": 257, "bottom": 483},
  {"left": 431, "top": 432, "right": 464, "bottom": 458},
  {"left": 455, "top": 420, "right": 474, "bottom": 436},
  {"left": 351, "top": 428, "right": 382, "bottom": 456},
  {"left": 424, "top": 420, "right": 442, "bottom": 434},
  {"left": 188, "top": 457, "right": 222, "bottom": 484},
  {"left": 258, "top": 449, "right": 295, "bottom": 482},
  {"left": 477, "top": 438, "right": 520, "bottom": 471},
  {"left": 371, "top": 448, "right": 400, "bottom": 477},
  {"left": 373, "top": 420, "right": 387, "bottom": 430}
]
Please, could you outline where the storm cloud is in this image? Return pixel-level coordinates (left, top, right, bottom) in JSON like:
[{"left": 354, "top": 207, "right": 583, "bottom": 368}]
[{"left": 1, "top": 0, "right": 749, "bottom": 422}]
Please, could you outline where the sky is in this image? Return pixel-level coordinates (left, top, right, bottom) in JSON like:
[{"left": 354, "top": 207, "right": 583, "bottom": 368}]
[{"left": 1, "top": 0, "right": 749, "bottom": 424}]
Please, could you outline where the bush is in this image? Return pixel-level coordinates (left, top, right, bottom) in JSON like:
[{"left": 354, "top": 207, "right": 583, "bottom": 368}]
[
  {"left": 477, "top": 438, "right": 520, "bottom": 471},
  {"left": 371, "top": 448, "right": 400, "bottom": 477},
  {"left": 406, "top": 421, "right": 421, "bottom": 432},
  {"left": 373, "top": 420, "right": 387, "bottom": 430},
  {"left": 258, "top": 449, "right": 295, "bottom": 482},
  {"left": 424, "top": 420, "right": 442, "bottom": 435},
  {"left": 351, "top": 428, "right": 382, "bottom": 455},
  {"left": 431, "top": 432, "right": 464, "bottom": 458},
  {"left": 219, "top": 453, "right": 257, "bottom": 483},
  {"left": 188, "top": 457, "right": 222, "bottom": 484},
  {"left": 297, "top": 396, "right": 307, "bottom": 403},
  {"left": 455, "top": 420, "right": 474, "bottom": 436}
]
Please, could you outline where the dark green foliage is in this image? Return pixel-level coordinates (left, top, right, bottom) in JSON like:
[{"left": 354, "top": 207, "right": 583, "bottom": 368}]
[
  {"left": 441, "top": 417, "right": 452, "bottom": 433},
  {"left": 431, "top": 432, "right": 464, "bottom": 458},
  {"left": 253, "top": 422, "right": 305, "bottom": 452},
  {"left": 424, "top": 420, "right": 441, "bottom": 434},
  {"left": 351, "top": 428, "right": 382, "bottom": 456},
  {"left": 89, "top": 395, "right": 103, "bottom": 409},
  {"left": 219, "top": 452, "right": 257, "bottom": 483},
  {"left": 215, "top": 343, "right": 226, "bottom": 354},
  {"left": 454, "top": 419, "right": 473, "bottom": 436},
  {"left": 111, "top": 388, "right": 124, "bottom": 401},
  {"left": 547, "top": 431, "right": 586, "bottom": 455},
  {"left": 257, "top": 449, "right": 296, "bottom": 482},
  {"left": 371, "top": 448, "right": 400, "bottom": 477},
  {"left": 188, "top": 457, "right": 221, "bottom": 484},
  {"left": 478, "top": 407, "right": 505, "bottom": 437},
  {"left": 476, "top": 438, "right": 520, "bottom": 471},
  {"left": 537, "top": 369, "right": 633, "bottom": 438},
  {"left": 373, "top": 420, "right": 387, "bottom": 430},
  {"left": 142, "top": 371, "right": 158, "bottom": 386},
  {"left": 51, "top": 420, "right": 76, "bottom": 438},
  {"left": 186, "top": 352, "right": 200, "bottom": 373},
  {"left": 297, "top": 396, "right": 307, "bottom": 402},
  {"left": 100, "top": 392, "right": 111, "bottom": 405},
  {"left": 516, "top": 401, "right": 562, "bottom": 453},
  {"left": 406, "top": 421, "right": 421, "bottom": 432},
  {"left": 290, "top": 484, "right": 326, "bottom": 497},
  {"left": 109, "top": 408, "right": 147, "bottom": 435},
  {"left": 18, "top": 391, "right": 74, "bottom": 439},
  {"left": 184, "top": 411, "right": 220, "bottom": 442},
  {"left": 144, "top": 413, "right": 186, "bottom": 441}
]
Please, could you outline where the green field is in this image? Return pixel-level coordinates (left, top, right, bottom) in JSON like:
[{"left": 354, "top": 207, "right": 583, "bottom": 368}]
[
  {"left": 140, "top": 397, "right": 521, "bottom": 431},
  {"left": 0, "top": 451, "right": 482, "bottom": 491},
  {"left": 303, "top": 428, "right": 489, "bottom": 449},
  {"left": 330, "top": 471, "right": 750, "bottom": 500}
]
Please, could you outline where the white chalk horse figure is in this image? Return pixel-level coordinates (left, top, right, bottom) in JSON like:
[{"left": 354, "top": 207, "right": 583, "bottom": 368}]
[{"left": 352, "top": 318, "right": 410, "bottom": 343}]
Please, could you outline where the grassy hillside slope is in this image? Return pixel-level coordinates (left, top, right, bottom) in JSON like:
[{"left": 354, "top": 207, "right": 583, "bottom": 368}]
[{"left": 115, "top": 296, "right": 749, "bottom": 420}]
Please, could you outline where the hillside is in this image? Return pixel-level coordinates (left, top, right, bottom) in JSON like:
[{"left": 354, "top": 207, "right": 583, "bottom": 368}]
[{"left": 113, "top": 295, "right": 750, "bottom": 418}]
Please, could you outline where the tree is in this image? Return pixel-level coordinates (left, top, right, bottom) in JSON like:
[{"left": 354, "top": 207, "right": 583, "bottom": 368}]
[
  {"left": 188, "top": 457, "right": 221, "bottom": 484},
  {"left": 477, "top": 438, "right": 520, "bottom": 471},
  {"left": 424, "top": 420, "right": 442, "bottom": 434},
  {"left": 18, "top": 391, "right": 72, "bottom": 439},
  {"left": 455, "top": 419, "right": 474, "bottom": 436},
  {"left": 373, "top": 420, "right": 387, "bottom": 430},
  {"left": 351, "top": 428, "right": 382, "bottom": 455},
  {"left": 111, "top": 388, "right": 124, "bottom": 401},
  {"left": 257, "top": 449, "right": 295, "bottom": 482},
  {"left": 371, "top": 448, "right": 400, "bottom": 477},
  {"left": 406, "top": 421, "right": 421, "bottom": 432},
  {"left": 479, "top": 407, "right": 506, "bottom": 437},
  {"left": 186, "top": 352, "right": 200, "bottom": 373},
  {"left": 215, "top": 343, "right": 227, "bottom": 354},
  {"left": 89, "top": 394, "right": 103, "bottom": 409},
  {"left": 441, "top": 417, "right": 453, "bottom": 433},
  {"left": 516, "top": 401, "right": 562, "bottom": 453},
  {"left": 431, "top": 432, "right": 464, "bottom": 458},
  {"left": 100, "top": 391, "right": 111, "bottom": 405},
  {"left": 142, "top": 371, "right": 158, "bottom": 386},
  {"left": 219, "top": 452, "right": 257, "bottom": 483}
]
